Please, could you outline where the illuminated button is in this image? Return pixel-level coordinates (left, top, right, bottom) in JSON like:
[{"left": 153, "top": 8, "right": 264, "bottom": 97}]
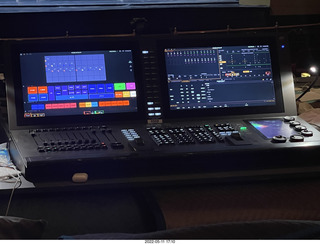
[
  {"left": 39, "top": 94, "right": 48, "bottom": 101},
  {"left": 105, "top": 84, "right": 114, "bottom": 92},
  {"left": 62, "top": 86, "right": 68, "bottom": 95},
  {"left": 122, "top": 91, "right": 131, "bottom": 98},
  {"left": 114, "top": 83, "right": 126, "bottom": 91},
  {"left": 115, "top": 91, "right": 123, "bottom": 98},
  {"left": 48, "top": 86, "right": 55, "bottom": 101},
  {"left": 88, "top": 84, "right": 97, "bottom": 93},
  {"left": 28, "top": 94, "right": 38, "bottom": 102},
  {"left": 126, "top": 83, "right": 136, "bottom": 90},
  {"left": 240, "top": 127, "right": 247, "bottom": 131},
  {"left": 28, "top": 87, "right": 38, "bottom": 94},
  {"left": 31, "top": 104, "right": 45, "bottom": 110},
  {"left": 38, "top": 86, "right": 48, "bottom": 93},
  {"left": 97, "top": 84, "right": 105, "bottom": 93}
]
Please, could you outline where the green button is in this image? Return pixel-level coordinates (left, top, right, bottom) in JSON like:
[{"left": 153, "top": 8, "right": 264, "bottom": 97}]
[
  {"left": 114, "top": 83, "right": 126, "bottom": 91},
  {"left": 240, "top": 126, "right": 247, "bottom": 131}
]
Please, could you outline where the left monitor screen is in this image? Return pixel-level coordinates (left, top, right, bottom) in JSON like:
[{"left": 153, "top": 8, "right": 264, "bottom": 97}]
[{"left": 20, "top": 50, "right": 137, "bottom": 118}]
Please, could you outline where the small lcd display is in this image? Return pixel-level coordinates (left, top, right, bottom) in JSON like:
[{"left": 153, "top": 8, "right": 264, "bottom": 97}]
[
  {"left": 20, "top": 49, "right": 137, "bottom": 118},
  {"left": 248, "top": 119, "right": 296, "bottom": 139}
]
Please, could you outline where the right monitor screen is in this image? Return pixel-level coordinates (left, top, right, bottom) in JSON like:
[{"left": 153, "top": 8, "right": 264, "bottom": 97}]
[{"left": 164, "top": 45, "right": 277, "bottom": 111}]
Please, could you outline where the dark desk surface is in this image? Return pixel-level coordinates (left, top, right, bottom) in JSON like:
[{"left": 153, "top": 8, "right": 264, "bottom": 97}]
[{"left": 2, "top": 163, "right": 320, "bottom": 194}]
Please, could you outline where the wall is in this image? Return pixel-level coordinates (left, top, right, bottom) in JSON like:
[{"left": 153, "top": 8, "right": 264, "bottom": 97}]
[
  {"left": 271, "top": 0, "right": 320, "bottom": 15},
  {"left": 0, "top": 5, "right": 319, "bottom": 77}
]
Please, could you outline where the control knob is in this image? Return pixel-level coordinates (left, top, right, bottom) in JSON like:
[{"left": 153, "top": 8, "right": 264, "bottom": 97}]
[
  {"left": 271, "top": 135, "right": 287, "bottom": 143},
  {"left": 289, "top": 121, "right": 301, "bottom": 127},
  {"left": 301, "top": 129, "right": 313, "bottom": 137},
  {"left": 294, "top": 125, "right": 307, "bottom": 132},
  {"left": 289, "top": 135, "right": 304, "bottom": 142},
  {"left": 283, "top": 116, "right": 295, "bottom": 122}
]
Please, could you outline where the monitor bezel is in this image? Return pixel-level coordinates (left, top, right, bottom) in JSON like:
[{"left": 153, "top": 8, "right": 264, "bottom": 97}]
[
  {"left": 6, "top": 38, "right": 145, "bottom": 128},
  {"left": 157, "top": 35, "right": 285, "bottom": 120}
]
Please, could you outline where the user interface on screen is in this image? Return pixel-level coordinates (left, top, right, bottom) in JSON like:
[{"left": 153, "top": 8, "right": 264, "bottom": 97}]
[
  {"left": 164, "top": 45, "right": 276, "bottom": 111},
  {"left": 20, "top": 49, "right": 137, "bottom": 118}
]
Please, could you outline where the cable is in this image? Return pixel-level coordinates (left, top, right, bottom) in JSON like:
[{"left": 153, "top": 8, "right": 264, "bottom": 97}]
[
  {"left": 5, "top": 177, "right": 21, "bottom": 216},
  {"left": 296, "top": 75, "right": 320, "bottom": 101},
  {"left": 0, "top": 143, "right": 21, "bottom": 216}
]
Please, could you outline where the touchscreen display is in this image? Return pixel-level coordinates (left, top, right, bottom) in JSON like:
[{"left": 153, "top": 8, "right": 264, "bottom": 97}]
[
  {"left": 165, "top": 45, "right": 276, "bottom": 111},
  {"left": 20, "top": 49, "right": 137, "bottom": 118}
]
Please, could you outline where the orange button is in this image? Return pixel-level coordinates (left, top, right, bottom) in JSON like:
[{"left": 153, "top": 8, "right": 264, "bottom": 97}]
[
  {"left": 28, "top": 87, "right": 38, "bottom": 94},
  {"left": 38, "top": 86, "right": 48, "bottom": 94},
  {"left": 115, "top": 91, "right": 123, "bottom": 98}
]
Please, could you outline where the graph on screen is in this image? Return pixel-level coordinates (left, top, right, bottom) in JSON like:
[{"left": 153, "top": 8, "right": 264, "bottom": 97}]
[{"left": 45, "top": 54, "right": 107, "bottom": 83}]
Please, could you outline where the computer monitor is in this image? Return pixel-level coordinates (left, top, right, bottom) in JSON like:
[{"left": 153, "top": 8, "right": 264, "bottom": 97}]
[
  {"left": 6, "top": 39, "right": 143, "bottom": 128},
  {"left": 158, "top": 35, "right": 293, "bottom": 119},
  {"left": 22, "top": 50, "right": 137, "bottom": 117}
]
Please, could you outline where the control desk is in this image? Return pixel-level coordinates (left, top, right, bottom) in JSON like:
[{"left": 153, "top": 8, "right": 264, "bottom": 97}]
[
  {"left": 4, "top": 33, "right": 320, "bottom": 183},
  {"left": 8, "top": 116, "right": 320, "bottom": 182}
]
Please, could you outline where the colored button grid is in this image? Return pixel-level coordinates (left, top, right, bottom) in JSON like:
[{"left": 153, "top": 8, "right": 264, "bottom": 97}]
[
  {"left": 79, "top": 102, "right": 99, "bottom": 108},
  {"left": 30, "top": 100, "right": 130, "bottom": 111},
  {"left": 27, "top": 82, "right": 136, "bottom": 102}
]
